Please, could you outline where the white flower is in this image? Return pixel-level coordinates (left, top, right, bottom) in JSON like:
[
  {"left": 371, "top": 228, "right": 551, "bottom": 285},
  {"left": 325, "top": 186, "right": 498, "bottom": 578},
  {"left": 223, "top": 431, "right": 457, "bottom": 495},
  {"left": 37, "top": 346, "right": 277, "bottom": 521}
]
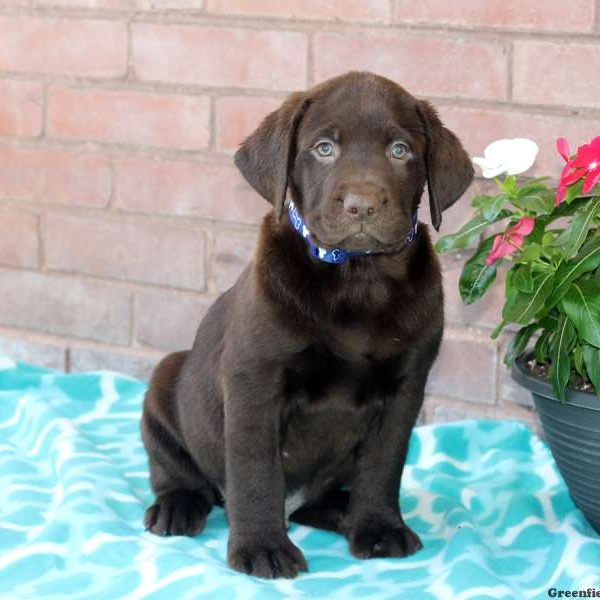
[{"left": 472, "top": 138, "right": 539, "bottom": 178}]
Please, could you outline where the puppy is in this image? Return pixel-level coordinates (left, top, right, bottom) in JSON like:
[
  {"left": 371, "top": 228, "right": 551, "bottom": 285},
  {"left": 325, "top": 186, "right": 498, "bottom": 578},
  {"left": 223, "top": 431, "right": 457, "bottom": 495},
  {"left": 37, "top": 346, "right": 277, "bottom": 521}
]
[{"left": 141, "top": 71, "right": 473, "bottom": 579}]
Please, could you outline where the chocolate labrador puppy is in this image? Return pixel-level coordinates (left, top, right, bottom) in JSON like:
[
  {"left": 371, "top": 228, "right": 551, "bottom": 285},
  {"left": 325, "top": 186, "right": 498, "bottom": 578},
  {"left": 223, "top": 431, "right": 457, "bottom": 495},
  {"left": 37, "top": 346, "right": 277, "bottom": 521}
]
[{"left": 141, "top": 71, "right": 473, "bottom": 579}]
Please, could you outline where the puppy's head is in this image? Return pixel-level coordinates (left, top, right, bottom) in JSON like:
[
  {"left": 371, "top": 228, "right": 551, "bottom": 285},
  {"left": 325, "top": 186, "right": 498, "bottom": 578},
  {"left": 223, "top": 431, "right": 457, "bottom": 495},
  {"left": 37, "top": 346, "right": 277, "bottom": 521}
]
[{"left": 235, "top": 72, "right": 473, "bottom": 253}]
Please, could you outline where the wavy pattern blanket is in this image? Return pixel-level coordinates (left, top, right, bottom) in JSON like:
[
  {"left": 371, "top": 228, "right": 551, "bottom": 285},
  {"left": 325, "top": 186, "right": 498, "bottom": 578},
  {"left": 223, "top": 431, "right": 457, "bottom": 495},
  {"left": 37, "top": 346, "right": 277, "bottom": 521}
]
[{"left": 1, "top": 353, "right": 599, "bottom": 599}]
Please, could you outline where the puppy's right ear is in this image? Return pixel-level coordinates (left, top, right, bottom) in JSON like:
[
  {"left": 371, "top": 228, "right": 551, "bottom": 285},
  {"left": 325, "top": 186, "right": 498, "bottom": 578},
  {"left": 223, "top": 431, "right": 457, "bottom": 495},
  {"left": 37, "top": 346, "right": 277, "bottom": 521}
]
[{"left": 234, "top": 93, "right": 310, "bottom": 222}]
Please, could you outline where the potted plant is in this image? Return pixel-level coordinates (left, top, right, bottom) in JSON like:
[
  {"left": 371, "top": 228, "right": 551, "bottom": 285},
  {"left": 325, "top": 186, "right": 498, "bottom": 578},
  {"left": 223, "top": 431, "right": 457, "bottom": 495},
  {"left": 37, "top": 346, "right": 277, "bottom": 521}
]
[{"left": 436, "top": 135, "right": 600, "bottom": 534}]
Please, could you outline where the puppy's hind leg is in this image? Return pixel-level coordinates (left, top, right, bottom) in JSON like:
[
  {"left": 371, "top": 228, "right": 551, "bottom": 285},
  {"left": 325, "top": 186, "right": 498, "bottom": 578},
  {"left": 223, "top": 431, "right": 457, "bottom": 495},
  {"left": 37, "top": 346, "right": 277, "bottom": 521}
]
[{"left": 141, "top": 351, "right": 217, "bottom": 537}]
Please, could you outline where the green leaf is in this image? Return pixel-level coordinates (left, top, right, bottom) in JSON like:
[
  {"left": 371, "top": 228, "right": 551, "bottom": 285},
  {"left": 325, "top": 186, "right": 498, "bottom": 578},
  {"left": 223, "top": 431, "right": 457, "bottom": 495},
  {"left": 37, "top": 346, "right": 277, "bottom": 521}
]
[
  {"left": 502, "top": 270, "right": 555, "bottom": 325},
  {"left": 459, "top": 237, "right": 498, "bottom": 305},
  {"left": 520, "top": 243, "right": 542, "bottom": 263},
  {"left": 551, "top": 197, "right": 600, "bottom": 259},
  {"left": 539, "top": 313, "right": 560, "bottom": 332},
  {"left": 435, "top": 209, "right": 512, "bottom": 253},
  {"left": 491, "top": 318, "right": 507, "bottom": 340},
  {"left": 471, "top": 194, "right": 497, "bottom": 209},
  {"left": 542, "top": 231, "right": 556, "bottom": 247},
  {"left": 573, "top": 344, "right": 585, "bottom": 377},
  {"left": 499, "top": 175, "right": 518, "bottom": 198},
  {"left": 550, "top": 314, "right": 576, "bottom": 401},
  {"left": 583, "top": 345, "right": 600, "bottom": 400},
  {"left": 545, "top": 195, "right": 589, "bottom": 222},
  {"left": 504, "top": 324, "right": 538, "bottom": 366},
  {"left": 513, "top": 264, "right": 534, "bottom": 293},
  {"left": 547, "top": 235, "right": 600, "bottom": 308},
  {"left": 561, "top": 281, "right": 600, "bottom": 348},
  {"left": 482, "top": 196, "right": 509, "bottom": 221},
  {"left": 512, "top": 192, "right": 556, "bottom": 215},
  {"left": 564, "top": 178, "right": 584, "bottom": 204},
  {"left": 535, "top": 329, "right": 552, "bottom": 363},
  {"left": 516, "top": 177, "right": 551, "bottom": 198},
  {"left": 435, "top": 214, "right": 489, "bottom": 253}
]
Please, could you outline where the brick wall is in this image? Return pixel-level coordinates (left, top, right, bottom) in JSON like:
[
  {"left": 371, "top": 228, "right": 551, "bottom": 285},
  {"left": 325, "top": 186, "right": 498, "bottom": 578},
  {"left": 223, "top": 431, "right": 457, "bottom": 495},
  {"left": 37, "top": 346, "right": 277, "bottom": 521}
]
[{"left": 2, "top": 0, "right": 599, "bottom": 431}]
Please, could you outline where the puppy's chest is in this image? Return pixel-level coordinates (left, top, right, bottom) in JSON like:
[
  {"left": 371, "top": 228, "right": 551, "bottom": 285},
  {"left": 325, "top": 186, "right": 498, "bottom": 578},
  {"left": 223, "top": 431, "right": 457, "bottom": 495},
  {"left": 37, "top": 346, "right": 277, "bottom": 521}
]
[
  {"left": 279, "top": 343, "right": 405, "bottom": 487},
  {"left": 282, "top": 343, "right": 404, "bottom": 413},
  {"left": 327, "top": 324, "right": 407, "bottom": 361},
  {"left": 325, "top": 302, "right": 423, "bottom": 360}
]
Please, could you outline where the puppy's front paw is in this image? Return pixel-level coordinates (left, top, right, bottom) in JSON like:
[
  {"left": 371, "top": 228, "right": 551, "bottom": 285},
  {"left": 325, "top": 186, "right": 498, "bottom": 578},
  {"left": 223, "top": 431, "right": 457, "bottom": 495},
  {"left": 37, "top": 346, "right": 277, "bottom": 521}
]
[
  {"left": 144, "top": 489, "right": 210, "bottom": 537},
  {"left": 349, "top": 520, "right": 422, "bottom": 559},
  {"left": 228, "top": 534, "right": 308, "bottom": 579}
]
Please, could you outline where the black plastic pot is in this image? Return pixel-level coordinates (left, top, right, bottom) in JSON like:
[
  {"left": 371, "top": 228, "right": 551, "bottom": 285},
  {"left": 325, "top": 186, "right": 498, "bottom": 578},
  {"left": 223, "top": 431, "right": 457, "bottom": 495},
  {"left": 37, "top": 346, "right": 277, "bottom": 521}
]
[{"left": 512, "top": 354, "right": 600, "bottom": 534}]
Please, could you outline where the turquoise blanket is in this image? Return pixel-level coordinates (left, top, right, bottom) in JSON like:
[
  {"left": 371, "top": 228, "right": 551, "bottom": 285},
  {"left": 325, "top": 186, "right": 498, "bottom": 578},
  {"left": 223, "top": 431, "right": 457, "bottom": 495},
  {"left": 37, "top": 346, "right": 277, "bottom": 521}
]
[{"left": 1, "top": 354, "right": 599, "bottom": 599}]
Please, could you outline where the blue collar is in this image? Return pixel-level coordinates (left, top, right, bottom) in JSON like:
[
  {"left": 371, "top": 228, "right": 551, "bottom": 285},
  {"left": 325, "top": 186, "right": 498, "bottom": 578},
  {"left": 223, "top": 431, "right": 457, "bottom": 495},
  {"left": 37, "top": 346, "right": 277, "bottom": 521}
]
[{"left": 287, "top": 200, "right": 418, "bottom": 265}]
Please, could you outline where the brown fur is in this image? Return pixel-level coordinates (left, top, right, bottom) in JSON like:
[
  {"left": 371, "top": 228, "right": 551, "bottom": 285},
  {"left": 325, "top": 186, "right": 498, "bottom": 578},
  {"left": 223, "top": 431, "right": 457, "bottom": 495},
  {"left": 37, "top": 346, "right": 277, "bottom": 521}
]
[{"left": 141, "top": 72, "right": 473, "bottom": 579}]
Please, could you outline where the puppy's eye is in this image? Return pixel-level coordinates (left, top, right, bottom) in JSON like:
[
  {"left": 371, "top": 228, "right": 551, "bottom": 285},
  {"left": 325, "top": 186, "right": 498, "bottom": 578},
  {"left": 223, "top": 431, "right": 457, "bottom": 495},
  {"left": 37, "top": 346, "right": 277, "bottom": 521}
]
[
  {"left": 391, "top": 142, "right": 409, "bottom": 160},
  {"left": 315, "top": 141, "right": 334, "bottom": 158}
]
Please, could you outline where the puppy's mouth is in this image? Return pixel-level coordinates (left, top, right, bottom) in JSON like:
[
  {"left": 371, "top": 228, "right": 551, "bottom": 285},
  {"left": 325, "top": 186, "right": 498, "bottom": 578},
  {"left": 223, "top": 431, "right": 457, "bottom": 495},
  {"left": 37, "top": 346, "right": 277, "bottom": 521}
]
[
  {"left": 303, "top": 213, "right": 412, "bottom": 254},
  {"left": 335, "top": 231, "right": 381, "bottom": 252},
  {"left": 310, "top": 226, "right": 400, "bottom": 253}
]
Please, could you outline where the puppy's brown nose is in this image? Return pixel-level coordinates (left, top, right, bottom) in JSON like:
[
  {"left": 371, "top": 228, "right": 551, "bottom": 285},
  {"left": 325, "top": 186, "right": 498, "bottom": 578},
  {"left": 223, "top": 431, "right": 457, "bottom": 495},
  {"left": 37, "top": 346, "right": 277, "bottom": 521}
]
[{"left": 343, "top": 193, "right": 376, "bottom": 218}]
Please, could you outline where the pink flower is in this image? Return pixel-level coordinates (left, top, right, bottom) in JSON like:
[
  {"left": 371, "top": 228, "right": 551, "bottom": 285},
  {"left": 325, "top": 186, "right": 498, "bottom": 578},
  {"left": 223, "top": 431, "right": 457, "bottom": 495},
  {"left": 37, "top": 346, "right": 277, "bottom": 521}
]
[
  {"left": 556, "top": 137, "right": 570, "bottom": 162},
  {"left": 556, "top": 136, "right": 600, "bottom": 205},
  {"left": 485, "top": 217, "right": 535, "bottom": 267}
]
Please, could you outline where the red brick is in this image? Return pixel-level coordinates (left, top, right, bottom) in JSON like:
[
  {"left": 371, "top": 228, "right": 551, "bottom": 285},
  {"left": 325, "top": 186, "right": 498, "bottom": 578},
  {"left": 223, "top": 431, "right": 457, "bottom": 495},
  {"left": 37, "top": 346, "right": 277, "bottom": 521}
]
[
  {"left": 134, "top": 0, "right": 204, "bottom": 8},
  {"left": 34, "top": 0, "right": 202, "bottom": 8},
  {"left": 0, "top": 146, "right": 111, "bottom": 207},
  {"left": 45, "top": 214, "right": 206, "bottom": 290},
  {"left": 135, "top": 290, "right": 213, "bottom": 351},
  {"left": 513, "top": 41, "right": 600, "bottom": 109},
  {"left": 0, "top": 268, "right": 131, "bottom": 344},
  {"left": 497, "top": 333, "right": 536, "bottom": 409},
  {"left": 0, "top": 16, "right": 127, "bottom": 77},
  {"left": 424, "top": 395, "right": 495, "bottom": 422},
  {"left": 437, "top": 105, "right": 600, "bottom": 177},
  {"left": 207, "top": 0, "right": 389, "bottom": 21},
  {"left": 114, "top": 156, "right": 269, "bottom": 224},
  {"left": 132, "top": 24, "right": 307, "bottom": 90},
  {"left": 394, "top": 0, "right": 595, "bottom": 32},
  {"left": 69, "top": 345, "right": 161, "bottom": 379},
  {"left": 424, "top": 395, "right": 540, "bottom": 433},
  {"left": 314, "top": 31, "right": 508, "bottom": 100},
  {"left": 0, "top": 80, "right": 43, "bottom": 138},
  {"left": 426, "top": 331, "right": 498, "bottom": 404},
  {"left": 215, "top": 96, "right": 282, "bottom": 154},
  {"left": 209, "top": 230, "right": 257, "bottom": 292},
  {"left": 0, "top": 206, "right": 39, "bottom": 269},
  {"left": 0, "top": 332, "right": 66, "bottom": 370},
  {"left": 499, "top": 360, "right": 534, "bottom": 409},
  {"left": 35, "top": 0, "right": 134, "bottom": 8},
  {"left": 47, "top": 87, "right": 210, "bottom": 150}
]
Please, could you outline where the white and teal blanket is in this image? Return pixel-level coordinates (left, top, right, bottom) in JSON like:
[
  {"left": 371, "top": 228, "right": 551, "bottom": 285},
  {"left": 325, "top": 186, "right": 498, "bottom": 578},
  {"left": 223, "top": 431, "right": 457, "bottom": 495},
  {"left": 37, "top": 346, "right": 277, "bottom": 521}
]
[{"left": 1, "top": 354, "right": 599, "bottom": 599}]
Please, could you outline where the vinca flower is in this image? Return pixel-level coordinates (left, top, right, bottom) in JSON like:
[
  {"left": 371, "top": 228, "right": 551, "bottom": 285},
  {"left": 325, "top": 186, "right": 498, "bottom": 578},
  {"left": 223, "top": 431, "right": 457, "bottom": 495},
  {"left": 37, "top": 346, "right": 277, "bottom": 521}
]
[
  {"left": 472, "top": 138, "right": 539, "bottom": 178},
  {"left": 485, "top": 217, "right": 535, "bottom": 266},
  {"left": 556, "top": 136, "right": 600, "bottom": 204}
]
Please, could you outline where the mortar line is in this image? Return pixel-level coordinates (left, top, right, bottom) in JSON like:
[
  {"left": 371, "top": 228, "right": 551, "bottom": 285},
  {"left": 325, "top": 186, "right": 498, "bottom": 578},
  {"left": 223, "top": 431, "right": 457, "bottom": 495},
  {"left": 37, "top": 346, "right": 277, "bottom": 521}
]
[{"left": 2, "top": 7, "right": 600, "bottom": 43}]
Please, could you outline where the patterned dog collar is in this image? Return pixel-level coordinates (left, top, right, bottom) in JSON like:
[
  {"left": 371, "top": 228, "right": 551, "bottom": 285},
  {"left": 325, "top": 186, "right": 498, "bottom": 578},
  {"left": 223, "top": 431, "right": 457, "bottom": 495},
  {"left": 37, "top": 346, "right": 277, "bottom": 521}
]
[{"left": 287, "top": 200, "right": 418, "bottom": 265}]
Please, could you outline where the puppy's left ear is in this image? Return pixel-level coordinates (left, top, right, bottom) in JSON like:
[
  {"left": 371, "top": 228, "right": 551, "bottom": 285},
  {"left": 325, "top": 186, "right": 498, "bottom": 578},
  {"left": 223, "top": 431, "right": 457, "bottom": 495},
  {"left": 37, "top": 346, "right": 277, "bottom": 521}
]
[
  {"left": 234, "top": 92, "right": 310, "bottom": 222},
  {"left": 417, "top": 101, "right": 474, "bottom": 231}
]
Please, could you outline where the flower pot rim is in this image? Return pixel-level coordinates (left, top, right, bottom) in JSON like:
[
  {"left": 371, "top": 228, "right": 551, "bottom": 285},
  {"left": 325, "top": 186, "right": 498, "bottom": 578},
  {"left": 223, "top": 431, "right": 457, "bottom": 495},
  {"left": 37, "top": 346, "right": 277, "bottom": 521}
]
[{"left": 512, "top": 352, "right": 600, "bottom": 412}]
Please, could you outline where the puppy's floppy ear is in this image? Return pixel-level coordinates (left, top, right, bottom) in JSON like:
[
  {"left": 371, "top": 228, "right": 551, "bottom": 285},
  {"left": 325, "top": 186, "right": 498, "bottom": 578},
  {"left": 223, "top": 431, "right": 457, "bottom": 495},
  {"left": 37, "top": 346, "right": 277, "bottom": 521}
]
[
  {"left": 234, "top": 92, "right": 310, "bottom": 222},
  {"left": 417, "top": 100, "right": 474, "bottom": 231}
]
